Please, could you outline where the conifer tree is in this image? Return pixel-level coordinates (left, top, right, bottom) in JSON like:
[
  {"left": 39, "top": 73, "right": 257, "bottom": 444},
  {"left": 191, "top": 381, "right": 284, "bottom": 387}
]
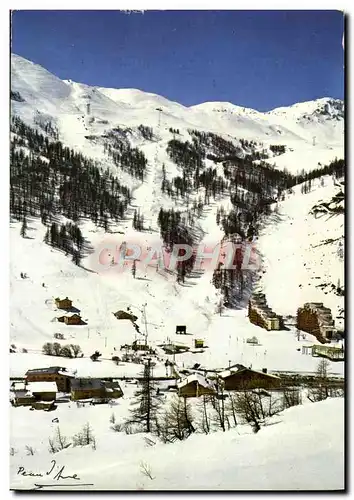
[
  {"left": 128, "top": 359, "right": 160, "bottom": 433},
  {"left": 20, "top": 217, "right": 28, "bottom": 238}
]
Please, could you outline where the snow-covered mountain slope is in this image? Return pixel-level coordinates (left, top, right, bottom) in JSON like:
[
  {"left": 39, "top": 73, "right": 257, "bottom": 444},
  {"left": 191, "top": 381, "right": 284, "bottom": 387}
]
[
  {"left": 11, "top": 53, "right": 344, "bottom": 174},
  {"left": 9, "top": 53, "right": 345, "bottom": 491},
  {"left": 10, "top": 53, "right": 345, "bottom": 365},
  {"left": 9, "top": 212, "right": 344, "bottom": 378},
  {"left": 10, "top": 397, "right": 344, "bottom": 490},
  {"left": 257, "top": 175, "right": 344, "bottom": 329}
]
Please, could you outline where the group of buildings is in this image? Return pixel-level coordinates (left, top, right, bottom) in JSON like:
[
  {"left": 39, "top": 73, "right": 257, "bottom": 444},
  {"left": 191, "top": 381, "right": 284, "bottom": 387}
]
[
  {"left": 55, "top": 296, "right": 83, "bottom": 325},
  {"left": 177, "top": 365, "right": 281, "bottom": 398},
  {"left": 248, "top": 294, "right": 339, "bottom": 344},
  {"left": 10, "top": 366, "right": 123, "bottom": 409}
]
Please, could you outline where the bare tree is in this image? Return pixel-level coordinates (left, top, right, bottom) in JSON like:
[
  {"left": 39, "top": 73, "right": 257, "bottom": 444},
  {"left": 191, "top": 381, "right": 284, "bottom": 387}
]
[
  {"left": 308, "top": 358, "right": 331, "bottom": 402},
  {"left": 20, "top": 217, "right": 28, "bottom": 238},
  {"left": 282, "top": 387, "right": 302, "bottom": 410},
  {"left": 233, "top": 385, "right": 280, "bottom": 433},
  {"left": 226, "top": 393, "right": 239, "bottom": 428},
  {"left": 73, "top": 422, "right": 96, "bottom": 447},
  {"left": 197, "top": 394, "right": 211, "bottom": 434},
  {"left": 209, "top": 379, "right": 228, "bottom": 432},
  {"left": 140, "top": 461, "right": 155, "bottom": 480},
  {"left": 157, "top": 395, "right": 195, "bottom": 443},
  {"left": 25, "top": 445, "right": 35, "bottom": 456},
  {"left": 55, "top": 426, "right": 69, "bottom": 450}
]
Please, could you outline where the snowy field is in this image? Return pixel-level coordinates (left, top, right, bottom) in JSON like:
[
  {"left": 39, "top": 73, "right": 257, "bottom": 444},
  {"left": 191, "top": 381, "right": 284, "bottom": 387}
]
[{"left": 10, "top": 397, "right": 344, "bottom": 491}]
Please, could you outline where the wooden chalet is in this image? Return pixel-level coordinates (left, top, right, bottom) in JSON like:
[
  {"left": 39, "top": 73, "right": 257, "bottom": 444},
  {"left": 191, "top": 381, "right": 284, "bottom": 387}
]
[
  {"left": 177, "top": 373, "right": 216, "bottom": 398},
  {"left": 11, "top": 382, "right": 35, "bottom": 407},
  {"left": 11, "top": 381, "right": 57, "bottom": 407},
  {"left": 55, "top": 297, "right": 73, "bottom": 310},
  {"left": 176, "top": 325, "right": 187, "bottom": 335},
  {"left": 71, "top": 378, "right": 123, "bottom": 401},
  {"left": 219, "top": 365, "right": 281, "bottom": 391},
  {"left": 58, "top": 313, "right": 82, "bottom": 325},
  {"left": 25, "top": 366, "right": 74, "bottom": 392}
]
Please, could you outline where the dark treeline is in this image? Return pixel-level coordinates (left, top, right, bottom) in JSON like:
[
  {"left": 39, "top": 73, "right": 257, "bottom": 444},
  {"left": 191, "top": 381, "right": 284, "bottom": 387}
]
[
  {"left": 157, "top": 208, "right": 196, "bottom": 283},
  {"left": 44, "top": 221, "right": 84, "bottom": 265},
  {"left": 102, "top": 129, "right": 148, "bottom": 181},
  {"left": 137, "top": 124, "right": 154, "bottom": 141},
  {"left": 10, "top": 116, "right": 132, "bottom": 260}
]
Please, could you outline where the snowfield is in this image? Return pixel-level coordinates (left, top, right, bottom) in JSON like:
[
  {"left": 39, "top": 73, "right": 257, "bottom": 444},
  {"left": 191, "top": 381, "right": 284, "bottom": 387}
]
[{"left": 10, "top": 397, "right": 344, "bottom": 490}]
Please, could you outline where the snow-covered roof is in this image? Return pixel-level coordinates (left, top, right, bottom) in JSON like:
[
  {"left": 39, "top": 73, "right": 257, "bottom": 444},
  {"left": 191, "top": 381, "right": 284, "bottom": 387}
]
[
  {"left": 27, "top": 381, "right": 58, "bottom": 393},
  {"left": 219, "top": 367, "right": 280, "bottom": 380},
  {"left": 11, "top": 382, "right": 26, "bottom": 391},
  {"left": 26, "top": 366, "right": 75, "bottom": 377},
  {"left": 177, "top": 373, "right": 215, "bottom": 390}
]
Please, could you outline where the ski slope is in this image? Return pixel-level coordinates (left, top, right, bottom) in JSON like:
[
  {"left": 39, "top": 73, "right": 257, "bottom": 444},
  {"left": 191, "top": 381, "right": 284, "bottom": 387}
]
[
  {"left": 9, "top": 215, "right": 344, "bottom": 378},
  {"left": 11, "top": 54, "right": 344, "bottom": 175},
  {"left": 257, "top": 175, "right": 344, "bottom": 329}
]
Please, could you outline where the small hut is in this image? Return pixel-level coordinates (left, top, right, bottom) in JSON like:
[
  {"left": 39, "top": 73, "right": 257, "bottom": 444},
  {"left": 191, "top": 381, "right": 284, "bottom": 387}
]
[
  {"left": 177, "top": 374, "right": 216, "bottom": 398},
  {"left": 55, "top": 297, "right": 73, "bottom": 310}
]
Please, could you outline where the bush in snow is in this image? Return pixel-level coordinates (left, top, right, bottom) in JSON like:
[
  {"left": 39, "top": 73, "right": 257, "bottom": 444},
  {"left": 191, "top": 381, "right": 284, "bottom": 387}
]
[
  {"left": 73, "top": 422, "right": 96, "bottom": 448},
  {"left": 59, "top": 345, "right": 73, "bottom": 358},
  {"left": 42, "top": 342, "right": 54, "bottom": 356},
  {"left": 70, "top": 344, "right": 82, "bottom": 358},
  {"left": 25, "top": 445, "right": 35, "bottom": 456},
  {"left": 42, "top": 342, "right": 82, "bottom": 358},
  {"left": 52, "top": 342, "right": 62, "bottom": 356}
]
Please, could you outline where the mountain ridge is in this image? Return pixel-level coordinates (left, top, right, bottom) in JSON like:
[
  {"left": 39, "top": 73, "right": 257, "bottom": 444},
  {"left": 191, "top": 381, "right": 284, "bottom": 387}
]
[{"left": 12, "top": 52, "right": 343, "bottom": 119}]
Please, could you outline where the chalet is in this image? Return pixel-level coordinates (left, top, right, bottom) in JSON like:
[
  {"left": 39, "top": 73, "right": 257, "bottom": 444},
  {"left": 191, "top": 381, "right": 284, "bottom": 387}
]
[
  {"left": 177, "top": 373, "right": 216, "bottom": 398},
  {"left": 113, "top": 310, "right": 138, "bottom": 322},
  {"left": 71, "top": 378, "right": 123, "bottom": 401},
  {"left": 55, "top": 297, "right": 73, "bottom": 310},
  {"left": 248, "top": 293, "right": 283, "bottom": 331},
  {"left": 10, "top": 382, "right": 35, "bottom": 407},
  {"left": 27, "top": 381, "right": 57, "bottom": 401},
  {"left": 219, "top": 366, "right": 281, "bottom": 391},
  {"left": 25, "top": 366, "right": 74, "bottom": 392},
  {"left": 297, "top": 302, "right": 336, "bottom": 342},
  {"left": 58, "top": 314, "right": 82, "bottom": 325},
  {"left": 176, "top": 325, "right": 187, "bottom": 335},
  {"left": 194, "top": 339, "right": 204, "bottom": 348}
]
